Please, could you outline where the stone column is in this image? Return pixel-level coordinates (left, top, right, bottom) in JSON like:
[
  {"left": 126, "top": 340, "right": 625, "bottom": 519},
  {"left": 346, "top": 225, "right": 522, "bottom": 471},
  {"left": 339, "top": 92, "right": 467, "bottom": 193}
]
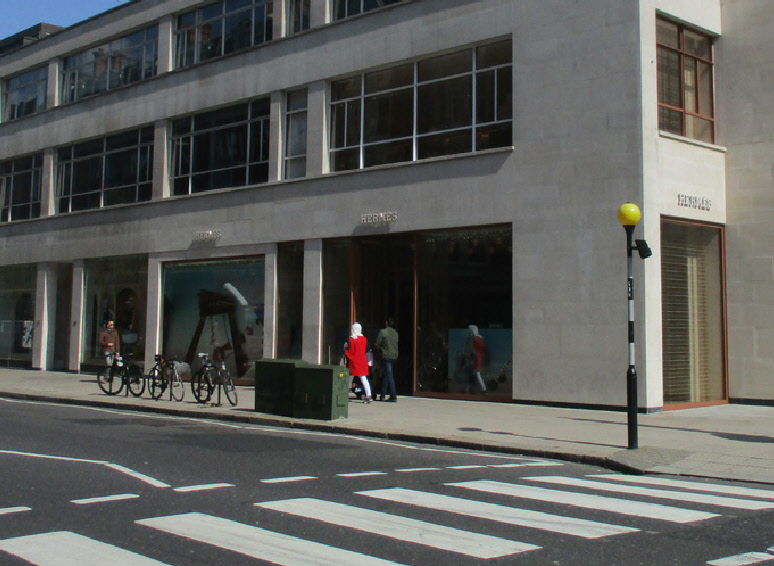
[
  {"left": 263, "top": 244, "right": 279, "bottom": 359},
  {"left": 302, "top": 239, "right": 323, "bottom": 364},
  {"left": 32, "top": 263, "right": 57, "bottom": 370},
  {"left": 68, "top": 260, "right": 85, "bottom": 372}
]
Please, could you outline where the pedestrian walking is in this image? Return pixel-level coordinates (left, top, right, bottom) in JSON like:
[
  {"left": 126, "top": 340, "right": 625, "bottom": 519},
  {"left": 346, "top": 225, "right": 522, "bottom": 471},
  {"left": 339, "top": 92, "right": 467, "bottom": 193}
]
[
  {"left": 344, "top": 322, "right": 373, "bottom": 403},
  {"left": 374, "top": 317, "right": 398, "bottom": 402}
]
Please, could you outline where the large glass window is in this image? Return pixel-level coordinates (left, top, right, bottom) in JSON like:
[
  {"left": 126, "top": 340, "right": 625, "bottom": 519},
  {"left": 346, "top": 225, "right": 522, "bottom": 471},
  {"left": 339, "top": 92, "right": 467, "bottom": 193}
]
[
  {"left": 171, "top": 98, "right": 270, "bottom": 195},
  {"left": 332, "top": 0, "right": 403, "bottom": 21},
  {"left": 1, "top": 154, "right": 42, "bottom": 223},
  {"left": 56, "top": 127, "right": 154, "bottom": 213},
  {"left": 321, "top": 226, "right": 513, "bottom": 399},
  {"left": 82, "top": 256, "right": 148, "bottom": 368},
  {"left": 61, "top": 26, "right": 158, "bottom": 104},
  {"left": 657, "top": 17, "right": 715, "bottom": 143},
  {"left": 0, "top": 266, "right": 36, "bottom": 367},
  {"left": 287, "top": 0, "right": 310, "bottom": 34},
  {"left": 2, "top": 67, "right": 47, "bottom": 122},
  {"left": 330, "top": 39, "right": 512, "bottom": 171},
  {"left": 285, "top": 89, "right": 307, "bottom": 179},
  {"left": 162, "top": 258, "right": 265, "bottom": 380},
  {"left": 175, "top": 0, "right": 273, "bottom": 68},
  {"left": 661, "top": 219, "right": 725, "bottom": 406},
  {"left": 277, "top": 242, "right": 303, "bottom": 358}
]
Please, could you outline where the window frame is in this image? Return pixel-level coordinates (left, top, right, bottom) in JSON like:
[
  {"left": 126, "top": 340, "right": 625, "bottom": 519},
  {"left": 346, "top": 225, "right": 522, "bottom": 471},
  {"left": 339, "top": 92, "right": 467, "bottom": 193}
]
[
  {"left": 284, "top": 88, "right": 308, "bottom": 179},
  {"left": 60, "top": 26, "right": 158, "bottom": 104},
  {"left": 329, "top": 38, "right": 512, "bottom": 172},
  {"left": 56, "top": 127, "right": 154, "bottom": 214},
  {"left": 656, "top": 16, "right": 715, "bottom": 144},
  {"left": 0, "top": 154, "right": 43, "bottom": 223},
  {"left": 170, "top": 98, "right": 271, "bottom": 196},
  {"left": 2, "top": 67, "right": 48, "bottom": 122},
  {"left": 175, "top": 0, "right": 274, "bottom": 69}
]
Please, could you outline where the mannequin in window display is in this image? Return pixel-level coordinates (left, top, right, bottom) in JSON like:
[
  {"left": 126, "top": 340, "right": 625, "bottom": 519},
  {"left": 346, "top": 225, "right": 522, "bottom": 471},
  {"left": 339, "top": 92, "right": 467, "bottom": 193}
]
[{"left": 464, "top": 324, "right": 487, "bottom": 393}]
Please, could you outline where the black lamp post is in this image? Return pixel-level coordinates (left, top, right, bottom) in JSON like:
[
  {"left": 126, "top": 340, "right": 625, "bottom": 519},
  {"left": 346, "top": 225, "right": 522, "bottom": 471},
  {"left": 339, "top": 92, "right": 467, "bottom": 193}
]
[{"left": 617, "top": 203, "right": 651, "bottom": 450}]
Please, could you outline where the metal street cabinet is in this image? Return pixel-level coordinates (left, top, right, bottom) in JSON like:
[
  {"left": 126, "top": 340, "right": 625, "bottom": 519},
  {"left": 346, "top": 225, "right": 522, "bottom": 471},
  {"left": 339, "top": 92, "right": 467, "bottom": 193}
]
[
  {"left": 254, "top": 359, "right": 306, "bottom": 417},
  {"left": 292, "top": 364, "right": 350, "bottom": 420}
]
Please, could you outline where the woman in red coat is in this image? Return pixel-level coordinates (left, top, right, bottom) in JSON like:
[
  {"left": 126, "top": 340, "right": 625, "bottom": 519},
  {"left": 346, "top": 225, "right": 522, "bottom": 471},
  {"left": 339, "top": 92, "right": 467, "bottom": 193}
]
[{"left": 345, "top": 322, "right": 372, "bottom": 403}]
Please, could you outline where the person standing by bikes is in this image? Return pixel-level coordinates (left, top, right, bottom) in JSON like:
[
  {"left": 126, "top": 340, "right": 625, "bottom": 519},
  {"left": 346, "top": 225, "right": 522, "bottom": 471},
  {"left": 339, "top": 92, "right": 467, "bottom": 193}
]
[{"left": 98, "top": 320, "right": 121, "bottom": 367}]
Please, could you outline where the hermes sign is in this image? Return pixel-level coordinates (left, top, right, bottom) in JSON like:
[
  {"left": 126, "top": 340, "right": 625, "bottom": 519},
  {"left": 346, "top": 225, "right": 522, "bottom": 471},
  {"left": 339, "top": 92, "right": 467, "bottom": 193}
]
[{"left": 360, "top": 211, "right": 398, "bottom": 224}]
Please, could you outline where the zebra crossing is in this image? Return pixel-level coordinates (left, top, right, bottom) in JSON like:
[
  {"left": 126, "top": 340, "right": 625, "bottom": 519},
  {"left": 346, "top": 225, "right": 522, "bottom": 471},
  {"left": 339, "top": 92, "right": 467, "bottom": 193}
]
[{"left": 1, "top": 471, "right": 773, "bottom": 565}]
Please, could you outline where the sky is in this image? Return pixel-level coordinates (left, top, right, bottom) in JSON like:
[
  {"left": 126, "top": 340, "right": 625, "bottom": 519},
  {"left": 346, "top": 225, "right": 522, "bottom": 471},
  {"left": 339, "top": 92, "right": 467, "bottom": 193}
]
[{"left": 0, "top": 0, "right": 131, "bottom": 41}]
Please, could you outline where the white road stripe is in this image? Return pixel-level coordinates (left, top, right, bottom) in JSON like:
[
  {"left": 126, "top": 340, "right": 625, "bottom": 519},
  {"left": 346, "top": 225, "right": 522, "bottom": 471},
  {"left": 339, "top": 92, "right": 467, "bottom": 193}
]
[
  {"left": 173, "top": 483, "right": 234, "bottom": 492},
  {"left": 590, "top": 474, "right": 774, "bottom": 501},
  {"left": 448, "top": 465, "right": 487, "bottom": 470},
  {"left": 261, "top": 476, "right": 317, "bottom": 484},
  {"left": 396, "top": 467, "right": 441, "bottom": 473},
  {"left": 525, "top": 476, "right": 774, "bottom": 510},
  {"left": 337, "top": 472, "right": 388, "bottom": 478},
  {"left": 357, "top": 488, "right": 637, "bottom": 539},
  {"left": 490, "top": 463, "right": 564, "bottom": 469},
  {"left": 0, "top": 507, "right": 31, "bottom": 516},
  {"left": 72, "top": 493, "right": 139, "bottom": 505},
  {"left": 137, "top": 512, "right": 410, "bottom": 566},
  {"left": 0, "top": 531, "right": 171, "bottom": 565},
  {"left": 707, "top": 552, "right": 774, "bottom": 565},
  {"left": 104, "top": 464, "right": 170, "bottom": 488},
  {"left": 256, "top": 497, "right": 539, "bottom": 558},
  {"left": 449, "top": 480, "right": 719, "bottom": 523}
]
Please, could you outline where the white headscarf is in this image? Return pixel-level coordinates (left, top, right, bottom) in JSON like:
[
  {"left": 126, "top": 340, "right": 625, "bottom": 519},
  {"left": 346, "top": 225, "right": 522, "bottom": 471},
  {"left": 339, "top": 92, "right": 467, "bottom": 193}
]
[
  {"left": 352, "top": 322, "right": 363, "bottom": 338},
  {"left": 468, "top": 324, "right": 479, "bottom": 336}
]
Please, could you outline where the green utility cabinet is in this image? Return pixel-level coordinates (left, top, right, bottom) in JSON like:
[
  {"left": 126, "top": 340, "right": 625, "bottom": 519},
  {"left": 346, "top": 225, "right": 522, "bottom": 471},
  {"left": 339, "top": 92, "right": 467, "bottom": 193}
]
[
  {"left": 254, "top": 359, "right": 306, "bottom": 417},
  {"left": 292, "top": 364, "right": 350, "bottom": 420}
]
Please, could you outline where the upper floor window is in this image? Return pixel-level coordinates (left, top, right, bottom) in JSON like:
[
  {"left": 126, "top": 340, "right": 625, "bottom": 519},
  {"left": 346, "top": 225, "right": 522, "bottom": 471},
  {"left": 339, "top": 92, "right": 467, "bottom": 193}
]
[
  {"left": 330, "top": 39, "right": 512, "bottom": 172},
  {"left": 0, "top": 154, "right": 42, "bottom": 222},
  {"left": 175, "top": 0, "right": 273, "bottom": 69},
  {"left": 657, "top": 17, "right": 715, "bottom": 144},
  {"left": 332, "top": 0, "right": 403, "bottom": 21},
  {"left": 287, "top": 0, "right": 310, "bottom": 34},
  {"left": 171, "top": 98, "right": 270, "bottom": 195},
  {"left": 61, "top": 26, "right": 158, "bottom": 104},
  {"left": 285, "top": 89, "right": 307, "bottom": 179},
  {"left": 2, "top": 67, "right": 47, "bottom": 122},
  {"left": 56, "top": 127, "right": 154, "bottom": 213}
]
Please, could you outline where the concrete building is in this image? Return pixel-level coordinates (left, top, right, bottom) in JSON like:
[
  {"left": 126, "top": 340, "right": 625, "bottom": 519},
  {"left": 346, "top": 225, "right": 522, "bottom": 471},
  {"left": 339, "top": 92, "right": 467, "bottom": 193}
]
[{"left": 0, "top": 0, "right": 770, "bottom": 410}]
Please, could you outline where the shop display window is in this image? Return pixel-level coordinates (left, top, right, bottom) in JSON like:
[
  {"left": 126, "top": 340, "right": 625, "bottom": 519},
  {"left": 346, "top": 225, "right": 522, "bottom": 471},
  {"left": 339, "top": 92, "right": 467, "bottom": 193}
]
[
  {"left": 0, "top": 266, "right": 36, "bottom": 367},
  {"left": 162, "top": 258, "right": 265, "bottom": 380}
]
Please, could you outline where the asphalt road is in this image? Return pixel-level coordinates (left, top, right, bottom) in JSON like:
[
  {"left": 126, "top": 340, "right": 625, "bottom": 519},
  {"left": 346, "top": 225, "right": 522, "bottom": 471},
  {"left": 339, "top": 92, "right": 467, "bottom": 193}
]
[{"left": 0, "top": 398, "right": 773, "bottom": 566}]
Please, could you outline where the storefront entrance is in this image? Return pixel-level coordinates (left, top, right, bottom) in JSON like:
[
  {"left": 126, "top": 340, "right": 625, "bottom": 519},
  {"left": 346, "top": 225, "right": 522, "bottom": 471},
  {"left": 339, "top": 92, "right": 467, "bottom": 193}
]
[
  {"left": 661, "top": 218, "right": 727, "bottom": 407},
  {"left": 322, "top": 225, "right": 513, "bottom": 400}
]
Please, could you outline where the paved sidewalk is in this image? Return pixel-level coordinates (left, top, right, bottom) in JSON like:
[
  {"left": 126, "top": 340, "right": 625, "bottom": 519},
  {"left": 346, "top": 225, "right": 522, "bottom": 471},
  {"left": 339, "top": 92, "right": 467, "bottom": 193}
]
[{"left": 1, "top": 368, "right": 772, "bottom": 485}]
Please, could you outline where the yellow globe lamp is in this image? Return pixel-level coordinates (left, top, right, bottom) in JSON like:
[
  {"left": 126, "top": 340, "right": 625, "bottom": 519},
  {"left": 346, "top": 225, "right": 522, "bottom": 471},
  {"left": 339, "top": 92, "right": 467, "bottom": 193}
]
[{"left": 618, "top": 203, "right": 641, "bottom": 227}]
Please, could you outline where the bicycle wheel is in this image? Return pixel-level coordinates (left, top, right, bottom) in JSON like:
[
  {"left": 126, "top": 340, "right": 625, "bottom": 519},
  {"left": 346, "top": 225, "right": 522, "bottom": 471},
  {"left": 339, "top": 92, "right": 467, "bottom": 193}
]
[
  {"left": 98, "top": 366, "right": 123, "bottom": 395},
  {"left": 170, "top": 365, "right": 185, "bottom": 402},
  {"left": 127, "top": 364, "right": 145, "bottom": 397},
  {"left": 221, "top": 372, "right": 238, "bottom": 406},
  {"left": 149, "top": 368, "right": 166, "bottom": 400},
  {"left": 192, "top": 368, "right": 212, "bottom": 403}
]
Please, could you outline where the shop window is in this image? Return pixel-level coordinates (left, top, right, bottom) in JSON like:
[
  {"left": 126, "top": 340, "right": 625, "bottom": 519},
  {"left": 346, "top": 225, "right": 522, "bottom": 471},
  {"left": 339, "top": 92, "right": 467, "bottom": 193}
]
[
  {"left": 284, "top": 89, "right": 307, "bottom": 179},
  {"left": 330, "top": 38, "right": 512, "bottom": 171},
  {"left": 2, "top": 67, "right": 47, "bottom": 122},
  {"left": 56, "top": 127, "right": 153, "bottom": 213},
  {"left": 657, "top": 17, "right": 715, "bottom": 144},
  {"left": 661, "top": 219, "right": 725, "bottom": 405},
  {"left": 171, "top": 98, "right": 270, "bottom": 195},
  {"left": 0, "top": 266, "right": 36, "bottom": 367},
  {"left": 0, "top": 154, "right": 42, "bottom": 222},
  {"left": 61, "top": 26, "right": 158, "bottom": 104},
  {"left": 82, "top": 256, "right": 148, "bottom": 367},
  {"left": 162, "top": 258, "right": 265, "bottom": 380},
  {"left": 175, "top": 0, "right": 273, "bottom": 69}
]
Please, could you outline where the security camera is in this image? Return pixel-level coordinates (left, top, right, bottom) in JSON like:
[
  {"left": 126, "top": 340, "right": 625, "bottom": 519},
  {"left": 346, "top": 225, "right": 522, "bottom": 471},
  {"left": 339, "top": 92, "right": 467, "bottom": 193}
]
[{"left": 634, "top": 239, "right": 652, "bottom": 260}]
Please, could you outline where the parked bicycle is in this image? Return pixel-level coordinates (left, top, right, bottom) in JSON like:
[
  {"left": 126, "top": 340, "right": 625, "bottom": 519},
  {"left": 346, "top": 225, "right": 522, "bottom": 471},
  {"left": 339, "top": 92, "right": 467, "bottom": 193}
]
[
  {"left": 192, "top": 351, "right": 238, "bottom": 406},
  {"left": 146, "top": 354, "right": 185, "bottom": 401},
  {"left": 97, "top": 353, "right": 144, "bottom": 396}
]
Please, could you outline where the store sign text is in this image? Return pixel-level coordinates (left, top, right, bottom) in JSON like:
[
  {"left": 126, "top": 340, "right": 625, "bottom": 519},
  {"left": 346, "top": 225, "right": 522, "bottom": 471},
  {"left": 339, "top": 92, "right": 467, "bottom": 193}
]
[
  {"left": 193, "top": 229, "right": 223, "bottom": 242},
  {"left": 677, "top": 194, "right": 712, "bottom": 212},
  {"left": 361, "top": 211, "right": 398, "bottom": 224}
]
